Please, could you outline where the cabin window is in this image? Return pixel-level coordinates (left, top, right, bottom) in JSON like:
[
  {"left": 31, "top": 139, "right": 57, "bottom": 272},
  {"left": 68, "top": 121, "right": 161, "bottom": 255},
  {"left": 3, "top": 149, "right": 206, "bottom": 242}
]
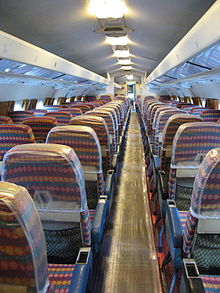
[
  {"left": 44, "top": 97, "right": 54, "bottom": 105},
  {"left": 205, "top": 98, "right": 219, "bottom": 109},
  {"left": 22, "top": 99, "right": 30, "bottom": 110},
  {"left": 192, "top": 97, "right": 202, "bottom": 106},
  {"left": 57, "top": 97, "right": 67, "bottom": 105},
  {"left": 0, "top": 101, "right": 15, "bottom": 116}
]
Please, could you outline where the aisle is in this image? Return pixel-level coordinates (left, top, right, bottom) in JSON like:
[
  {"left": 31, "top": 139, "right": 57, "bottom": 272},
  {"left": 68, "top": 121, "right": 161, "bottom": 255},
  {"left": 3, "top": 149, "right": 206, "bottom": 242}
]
[{"left": 90, "top": 112, "right": 162, "bottom": 293}]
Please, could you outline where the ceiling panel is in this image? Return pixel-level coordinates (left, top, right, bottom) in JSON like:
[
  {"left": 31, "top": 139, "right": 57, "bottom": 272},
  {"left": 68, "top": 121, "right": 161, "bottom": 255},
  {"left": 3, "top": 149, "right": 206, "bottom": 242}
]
[{"left": 0, "top": 0, "right": 215, "bottom": 77}]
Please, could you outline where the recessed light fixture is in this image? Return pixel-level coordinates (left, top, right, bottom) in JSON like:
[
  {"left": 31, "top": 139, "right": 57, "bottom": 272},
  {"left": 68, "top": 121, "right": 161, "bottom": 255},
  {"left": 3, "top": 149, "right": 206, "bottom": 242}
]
[
  {"left": 121, "top": 66, "right": 132, "bottom": 70},
  {"left": 126, "top": 74, "right": 133, "bottom": 80},
  {"left": 118, "top": 58, "right": 131, "bottom": 65},
  {"left": 90, "top": 0, "right": 125, "bottom": 19},
  {"left": 106, "top": 36, "right": 128, "bottom": 46},
  {"left": 114, "top": 50, "right": 130, "bottom": 58}
]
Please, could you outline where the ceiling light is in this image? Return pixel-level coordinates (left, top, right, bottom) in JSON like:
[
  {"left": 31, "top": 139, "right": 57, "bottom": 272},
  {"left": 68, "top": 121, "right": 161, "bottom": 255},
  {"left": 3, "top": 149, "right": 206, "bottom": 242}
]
[
  {"left": 118, "top": 58, "right": 131, "bottom": 65},
  {"left": 121, "top": 66, "right": 132, "bottom": 70},
  {"left": 90, "top": 0, "right": 125, "bottom": 19},
  {"left": 126, "top": 74, "right": 133, "bottom": 80},
  {"left": 114, "top": 50, "right": 130, "bottom": 58},
  {"left": 106, "top": 36, "right": 128, "bottom": 46}
]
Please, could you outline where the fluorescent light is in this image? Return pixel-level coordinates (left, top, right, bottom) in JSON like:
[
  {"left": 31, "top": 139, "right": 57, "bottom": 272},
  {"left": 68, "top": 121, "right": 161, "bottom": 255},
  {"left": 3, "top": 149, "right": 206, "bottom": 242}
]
[
  {"left": 118, "top": 58, "right": 131, "bottom": 65},
  {"left": 106, "top": 36, "right": 128, "bottom": 46},
  {"left": 90, "top": 0, "right": 125, "bottom": 19},
  {"left": 114, "top": 50, "right": 130, "bottom": 58},
  {"left": 126, "top": 74, "right": 133, "bottom": 80},
  {"left": 121, "top": 66, "right": 132, "bottom": 70}
]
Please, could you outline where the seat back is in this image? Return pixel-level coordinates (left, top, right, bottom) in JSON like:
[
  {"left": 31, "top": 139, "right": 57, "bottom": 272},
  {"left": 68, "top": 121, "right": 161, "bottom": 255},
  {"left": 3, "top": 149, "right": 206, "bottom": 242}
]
[
  {"left": 183, "top": 148, "right": 220, "bottom": 273},
  {"left": 0, "top": 124, "right": 35, "bottom": 160},
  {"left": 169, "top": 122, "right": 220, "bottom": 207},
  {"left": 189, "top": 107, "right": 207, "bottom": 115},
  {"left": 70, "top": 115, "right": 111, "bottom": 171},
  {"left": 0, "top": 182, "right": 48, "bottom": 292},
  {"left": 31, "top": 109, "right": 48, "bottom": 116},
  {"left": 99, "top": 106, "right": 119, "bottom": 139},
  {"left": 2, "top": 143, "right": 91, "bottom": 245},
  {"left": 0, "top": 116, "right": 13, "bottom": 124},
  {"left": 46, "top": 125, "right": 104, "bottom": 195},
  {"left": 45, "top": 111, "right": 72, "bottom": 124},
  {"left": 59, "top": 108, "right": 83, "bottom": 116},
  {"left": 153, "top": 109, "right": 182, "bottom": 155},
  {"left": 87, "top": 110, "right": 116, "bottom": 151},
  {"left": 161, "top": 114, "right": 203, "bottom": 170},
  {"left": 201, "top": 109, "right": 220, "bottom": 122},
  {"left": 70, "top": 104, "right": 91, "bottom": 113},
  {"left": 23, "top": 116, "right": 57, "bottom": 142},
  {"left": 8, "top": 111, "right": 33, "bottom": 123}
]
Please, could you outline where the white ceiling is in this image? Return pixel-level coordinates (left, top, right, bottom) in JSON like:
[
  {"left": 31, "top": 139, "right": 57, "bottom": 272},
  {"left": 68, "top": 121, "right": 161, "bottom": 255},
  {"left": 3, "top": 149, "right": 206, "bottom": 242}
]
[{"left": 0, "top": 0, "right": 215, "bottom": 79}]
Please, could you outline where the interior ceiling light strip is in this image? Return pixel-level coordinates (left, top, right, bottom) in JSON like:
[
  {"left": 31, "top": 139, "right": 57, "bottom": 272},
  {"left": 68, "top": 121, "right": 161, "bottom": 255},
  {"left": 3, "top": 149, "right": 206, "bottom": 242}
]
[
  {"left": 106, "top": 35, "right": 128, "bottom": 45},
  {"left": 90, "top": 0, "right": 125, "bottom": 19},
  {"left": 114, "top": 50, "right": 130, "bottom": 58},
  {"left": 118, "top": 58, "right": 131, "bottom": 65},
  {"left": 121, "top": 66, "right": 132, "bottom": 70}
]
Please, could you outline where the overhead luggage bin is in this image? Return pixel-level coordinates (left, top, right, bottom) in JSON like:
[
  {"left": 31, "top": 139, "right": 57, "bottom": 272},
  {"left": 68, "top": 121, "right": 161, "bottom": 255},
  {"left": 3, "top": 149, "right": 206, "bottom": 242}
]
[
  {"left": 146, "top": 0, "right": 220, "bottom": 88},
  {"left": 0, "top": 30, "right": 120, "bottom": 89}
]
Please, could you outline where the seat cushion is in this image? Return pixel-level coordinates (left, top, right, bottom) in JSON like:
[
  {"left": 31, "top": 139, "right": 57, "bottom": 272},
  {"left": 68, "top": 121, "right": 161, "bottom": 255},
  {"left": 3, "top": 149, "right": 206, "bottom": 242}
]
[
  {"left": 179, "top": 211, "right": 188, "bottom": 232},
  {"left": 201, "top": 275, "right": 220, "bottom": 293},
  {"left": 48, "top": 263, "right": 75, "bottom": 293}
]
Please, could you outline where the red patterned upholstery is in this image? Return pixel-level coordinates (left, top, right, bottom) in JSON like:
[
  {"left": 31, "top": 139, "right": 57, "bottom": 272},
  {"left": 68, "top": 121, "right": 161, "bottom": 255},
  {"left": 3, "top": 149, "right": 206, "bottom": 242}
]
[
  {"left": 23, "top": 116, "right": 57, "bottom": 142},
  {"left": 0, "top": 116, "right": 13, "bottom": 124},
  {"left": 8, "top": 111, "right": 34, "bottom": 123},
  {"left": 0, "top": 124, "right": 35, "bottom": 160},
  {"left": 45, "top": 111, "right": 72, "bottom": 125}
]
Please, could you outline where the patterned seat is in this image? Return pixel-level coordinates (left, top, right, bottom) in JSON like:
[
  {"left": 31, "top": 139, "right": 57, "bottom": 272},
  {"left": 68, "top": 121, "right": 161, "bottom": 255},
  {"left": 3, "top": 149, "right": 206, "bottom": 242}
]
[
  {"left": 59, "top": 107, "right": 83, "bottom": 116},
  {"left": 70, "top": 104, "right": 91, "bottom": 114},
  {"left": 169, "top": 122, "right": 220, "bottom": 211},
  {"left": 8, "top": 110, "right": 34, "bottom": 123},
  {"left": 45, "top": 111, "right": 72, "bottom": 125},
  {"left": 86, "top": 110, "right": 117, "bottom": 152},
  {"left": 182, "top": 149, "right": 220, "bottom": 293},
  {"left": 165, "top": 148, "right": 220, "bottom": 292},
  {"left": 99, "top": 106, "right": 119, "bottom": 142},
  {"left": 46, "top": 126, "right": 105, "bottom": 210},
  {"left": 0, "top": 124, "right": 35, "bottom": 161},
  {"left": 201, "top": 110, "right": 220, "bottom": 122},
  {"left": 70, "top": 115, "right": 112, "bottom": 173},
  {"left": 153, "top": 109, "right": 181, "bottom": 155},
  {"left": 23, "top": 116, "right": 57, "bottom": 142},
  {"left": 161, "top": 114, "right": 203, "bottom": 172},
  {"left": 0, "top": 116, "right": 13, "bottom": 124},
  {"left": 2, "top": 144, "right": 93, "bottom": 263},
  {"left": 31, "top": 109, "right": 48, "bottom": 116},
  {"left": 0, "top": 181, "right": 92, "bottom": 292},
  {"left": 189, "top": 107, "right": 208, "bottom": 115},
  {"left": 102, "top": 104, "right": 122, "bottom": 133}
]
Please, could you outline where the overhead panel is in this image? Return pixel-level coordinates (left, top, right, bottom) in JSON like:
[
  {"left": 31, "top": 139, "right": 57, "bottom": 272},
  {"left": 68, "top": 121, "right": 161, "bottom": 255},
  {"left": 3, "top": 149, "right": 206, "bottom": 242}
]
[
  {"left": 0, "top": 30, "right": 110, "bottom": 87},
  {"left": 146, "top": 0, "right": 220, "bottom": 85}
]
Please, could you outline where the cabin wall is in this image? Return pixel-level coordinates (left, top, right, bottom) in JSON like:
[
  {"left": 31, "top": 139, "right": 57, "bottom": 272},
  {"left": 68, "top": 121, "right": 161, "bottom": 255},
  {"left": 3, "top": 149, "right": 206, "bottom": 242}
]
[{"left": 0, "top": 83, "right": 54, "bottom": 102}]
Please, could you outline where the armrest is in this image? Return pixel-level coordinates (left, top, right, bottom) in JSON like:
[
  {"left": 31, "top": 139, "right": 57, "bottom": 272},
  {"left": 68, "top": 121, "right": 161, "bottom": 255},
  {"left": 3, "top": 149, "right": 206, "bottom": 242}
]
[
  {"left": 158, "top": 170, "right": 169, "bottom": 199},
  {"left": 165, "top": 200, "right": 183, "bottom": 248},
  {"left": 180, "top": 259, "right": 205, "bottom": 293},
  {"left": 104, "top": 169, "right": 115, "bottom": 199},
  {"left": 91, "top": 195, "right": 108, "bottom": 245},
  {"left": 70, "top": 248, "right": 93, "bottom": 293}
]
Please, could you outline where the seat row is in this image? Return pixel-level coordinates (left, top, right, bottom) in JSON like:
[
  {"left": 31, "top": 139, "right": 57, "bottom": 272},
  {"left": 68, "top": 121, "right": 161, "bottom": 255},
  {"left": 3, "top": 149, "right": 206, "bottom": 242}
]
[
  {"left": 137, "top": 96, "right": 220, "bottom": 293},
  {"left": 0, "top": 98, "right": 130, "bottom": 292}
]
